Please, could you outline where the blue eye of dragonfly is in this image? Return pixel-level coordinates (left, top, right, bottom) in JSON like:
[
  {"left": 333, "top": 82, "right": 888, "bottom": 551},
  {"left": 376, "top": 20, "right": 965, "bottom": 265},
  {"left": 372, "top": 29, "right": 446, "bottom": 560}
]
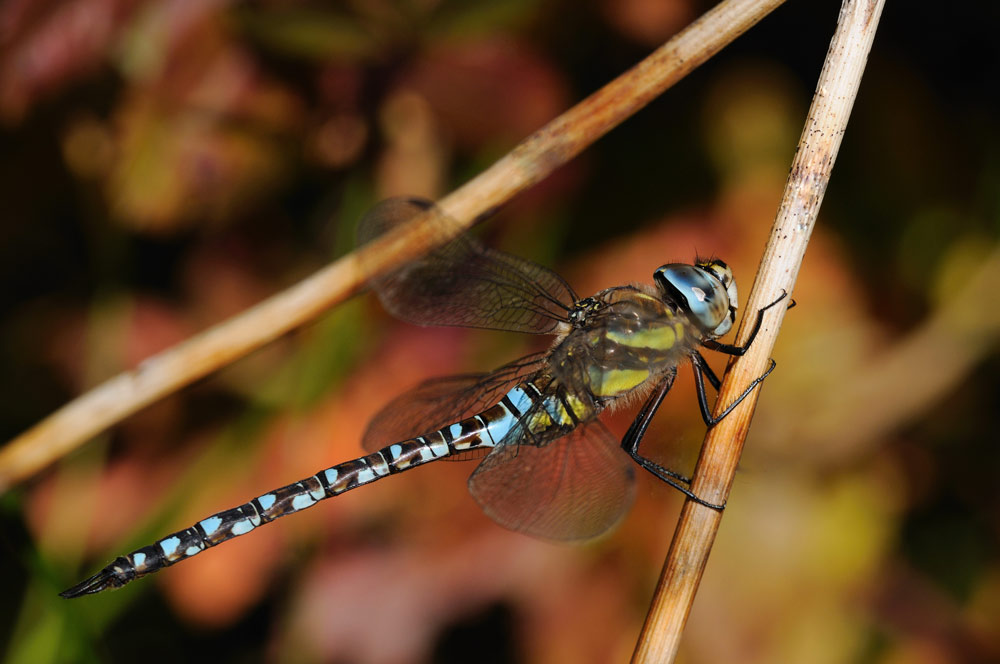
[
  {"left": 61, "top": 197, "right": 781, "bottom": 598},
  {"left": 653, "top": 260, "right": 737, "bottom": 337}
]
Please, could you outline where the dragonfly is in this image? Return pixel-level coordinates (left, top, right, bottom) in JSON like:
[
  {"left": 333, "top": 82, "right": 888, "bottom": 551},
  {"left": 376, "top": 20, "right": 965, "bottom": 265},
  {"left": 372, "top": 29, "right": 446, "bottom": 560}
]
[{"left": 61, "top": 197, "right": 784, "bottom": 598}]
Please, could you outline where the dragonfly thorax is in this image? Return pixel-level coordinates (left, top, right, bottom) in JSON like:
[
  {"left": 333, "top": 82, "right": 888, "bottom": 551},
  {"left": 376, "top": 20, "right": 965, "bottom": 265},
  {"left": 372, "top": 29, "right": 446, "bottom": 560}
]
[
  {"left": 653, "top": 259, "right": 738, "bottom": 338},
  {"left": 568, "top": 296, "right": 603, "bottom": 328}
]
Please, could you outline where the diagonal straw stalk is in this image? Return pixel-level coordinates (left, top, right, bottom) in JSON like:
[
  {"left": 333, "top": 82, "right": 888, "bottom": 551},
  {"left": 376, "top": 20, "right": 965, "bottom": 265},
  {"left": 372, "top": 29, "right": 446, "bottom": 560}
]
[
  {"left": 0, "top": 0, "right": 789, "bottom": 490},
  {"left": 631, "top": 1, "right": 888, "bottom": 661}
]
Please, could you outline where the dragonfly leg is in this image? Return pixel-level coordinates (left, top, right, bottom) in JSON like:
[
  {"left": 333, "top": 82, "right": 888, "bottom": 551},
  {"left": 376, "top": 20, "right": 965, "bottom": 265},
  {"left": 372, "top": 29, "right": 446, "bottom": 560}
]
[
  {"left": 630, "top": 454, "right": 726, "bottom": 511},
  {"left": 702, "top": 290, "right": 789, "bottom": 356},
  {"left": 692, "top": 352, "right": 777, "bottom": 427},
  {"left": 621, "top": 370, "right": 726, "bottom": 510},
  {"left": 693, "top": 351, "right": 721, "bottom": 390},
  {"left": 622, "top": 371, "right": 685, "bottom": 480}
]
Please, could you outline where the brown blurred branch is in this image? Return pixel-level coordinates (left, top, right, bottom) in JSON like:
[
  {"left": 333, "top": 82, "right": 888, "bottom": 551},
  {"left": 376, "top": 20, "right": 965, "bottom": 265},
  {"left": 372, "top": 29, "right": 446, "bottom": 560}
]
[
  {"left": 631, "top": 1, "right": 887, "bottom": 662},
  {"left": 0, "top": 0, "right": 788, "bottom": 490}
]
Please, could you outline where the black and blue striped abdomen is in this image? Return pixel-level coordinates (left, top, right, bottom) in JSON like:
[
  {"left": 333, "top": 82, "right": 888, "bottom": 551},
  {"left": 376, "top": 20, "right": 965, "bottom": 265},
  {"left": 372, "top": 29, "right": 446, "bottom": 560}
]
[{"left": 62, "top": 380, "right": 567, "bottom": 597}]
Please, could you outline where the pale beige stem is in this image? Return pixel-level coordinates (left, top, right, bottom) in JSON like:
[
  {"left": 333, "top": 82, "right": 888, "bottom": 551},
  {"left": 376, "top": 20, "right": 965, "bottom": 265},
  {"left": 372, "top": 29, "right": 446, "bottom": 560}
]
[
  {"left": 631, "top": 1, "right": 888, "bottom": 661},
  {"left": 0, "top": 0, "right": 788, "bottom": 491}
]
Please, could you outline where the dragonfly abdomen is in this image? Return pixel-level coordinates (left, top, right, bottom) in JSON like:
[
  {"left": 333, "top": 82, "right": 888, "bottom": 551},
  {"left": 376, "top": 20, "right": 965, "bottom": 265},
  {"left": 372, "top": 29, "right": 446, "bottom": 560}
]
[{"left": 60, "top": 383, "right": 551, "bottom": 598}]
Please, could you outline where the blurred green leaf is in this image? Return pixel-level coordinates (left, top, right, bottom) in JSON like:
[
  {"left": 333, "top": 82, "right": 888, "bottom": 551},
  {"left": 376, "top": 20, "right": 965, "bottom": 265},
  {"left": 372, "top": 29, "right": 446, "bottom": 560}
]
[
  {"left": 427, "top": 0, "right": 539, "bottom": 40},
  {"left": 236, "top": 9, "right": 379, "bottom": 61}
]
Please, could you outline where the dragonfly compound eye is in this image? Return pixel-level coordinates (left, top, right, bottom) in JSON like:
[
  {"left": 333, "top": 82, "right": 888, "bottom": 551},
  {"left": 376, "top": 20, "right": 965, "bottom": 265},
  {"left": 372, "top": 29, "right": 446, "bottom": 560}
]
[{"left": 653, "top": 263, "right": 735, "bottom": 337}]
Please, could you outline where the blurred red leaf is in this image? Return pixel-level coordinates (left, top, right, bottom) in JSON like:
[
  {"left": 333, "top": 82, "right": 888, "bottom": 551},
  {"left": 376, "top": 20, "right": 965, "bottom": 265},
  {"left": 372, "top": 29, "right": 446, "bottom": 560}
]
[
  {"left": 398, "top": 37, "right": 570, "bottom": 151},
  {"left": 0, "top": 0, "right": 137, "bottom": 122}
]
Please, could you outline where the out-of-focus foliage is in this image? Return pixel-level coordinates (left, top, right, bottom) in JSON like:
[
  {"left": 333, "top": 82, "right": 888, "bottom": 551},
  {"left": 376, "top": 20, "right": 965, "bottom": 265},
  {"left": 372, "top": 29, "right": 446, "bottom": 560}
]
[{"left": 1, "top": 1, "right": 998, "bottom": 663}]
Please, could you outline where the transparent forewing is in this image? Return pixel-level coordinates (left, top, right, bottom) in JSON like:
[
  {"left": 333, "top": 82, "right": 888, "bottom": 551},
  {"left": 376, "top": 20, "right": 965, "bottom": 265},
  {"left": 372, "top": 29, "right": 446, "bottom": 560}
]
[
  {"left": 467, "top": 420, "right": 636, "bottom": 541},
  {"left": 357, "top": 197, "right": 576, "bottom": 334},
  {"left": 361, "top": 352, "right": 548, "bottom": 453}
]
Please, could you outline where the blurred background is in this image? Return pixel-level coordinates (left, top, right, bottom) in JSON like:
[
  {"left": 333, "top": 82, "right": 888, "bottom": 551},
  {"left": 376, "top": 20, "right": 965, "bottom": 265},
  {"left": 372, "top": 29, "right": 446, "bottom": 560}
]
[{"left": 1, "top": 1, "right": 998, "bottom": 662}]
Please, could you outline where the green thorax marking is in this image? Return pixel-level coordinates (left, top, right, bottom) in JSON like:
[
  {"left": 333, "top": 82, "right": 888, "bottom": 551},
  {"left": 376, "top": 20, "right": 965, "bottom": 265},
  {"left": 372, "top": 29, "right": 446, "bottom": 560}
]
[{"left": 581, "top": 291, "right": 692, "bottom": 399}]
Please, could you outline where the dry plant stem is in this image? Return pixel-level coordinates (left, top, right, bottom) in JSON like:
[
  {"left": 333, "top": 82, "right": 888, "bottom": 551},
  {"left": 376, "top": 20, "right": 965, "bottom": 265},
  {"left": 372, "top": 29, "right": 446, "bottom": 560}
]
[
  {"left": 631, "top": 1, "right": 887, "bottom": 662},
  {"left": 0, "top": 0, "right": 788, "bottom": 491}
]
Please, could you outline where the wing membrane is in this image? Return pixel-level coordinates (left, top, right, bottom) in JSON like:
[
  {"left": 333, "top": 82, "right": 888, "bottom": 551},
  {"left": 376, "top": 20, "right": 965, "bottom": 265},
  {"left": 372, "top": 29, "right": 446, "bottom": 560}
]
[
  {"left": 357, "top": 197, "right": 576, "bottom": 334},
  {"left": 467, "top": 420, "right": 636, "bottom": 541},
  {"left": 361, "top": 352, "right": 547, "bottom": 453}
]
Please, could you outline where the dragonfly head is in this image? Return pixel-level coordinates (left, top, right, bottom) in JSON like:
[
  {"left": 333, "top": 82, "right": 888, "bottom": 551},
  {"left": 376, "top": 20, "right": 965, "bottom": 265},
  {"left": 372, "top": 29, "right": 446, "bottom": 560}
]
[{"left": 653, "top": 259, "right": 738, "bottom": 338}]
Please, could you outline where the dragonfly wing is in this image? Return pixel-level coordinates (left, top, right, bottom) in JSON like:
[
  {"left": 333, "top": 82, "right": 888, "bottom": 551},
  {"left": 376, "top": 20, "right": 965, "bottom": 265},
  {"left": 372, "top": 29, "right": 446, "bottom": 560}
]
[
  {"left": 467, "top": 420, "right": 636, "bottom": 541},
  {"left": 361, "top": 352, "right": 547, "bottom": 453},
  {"left": 357, "top": 197, "right": 576, "bottom": 334}
]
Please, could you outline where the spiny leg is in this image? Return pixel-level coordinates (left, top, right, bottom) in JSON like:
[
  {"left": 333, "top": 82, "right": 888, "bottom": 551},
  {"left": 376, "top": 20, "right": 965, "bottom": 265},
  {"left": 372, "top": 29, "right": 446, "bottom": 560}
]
[
  {"left": 623, "top": 351, "right": 777, "bottom": 512},
  {"left": 621, "top": 369, "right": 725, "bottom": 510},
  {"left": 702, "top": 290, "right": 788, "bottom": 356},
  {"left": 691, "top": 352, "right": 777, "bottom": 427},
  {"left": 693, "top": 350, "right": 721, "bottom": 390},
  {"left": 622, "top": 370, "right": 686, "bottom": 481}
]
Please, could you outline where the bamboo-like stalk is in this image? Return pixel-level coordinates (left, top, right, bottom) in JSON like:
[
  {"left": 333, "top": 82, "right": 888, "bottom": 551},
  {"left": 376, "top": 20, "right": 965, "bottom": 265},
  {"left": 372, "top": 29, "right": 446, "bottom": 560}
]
[
  {"left": 630, "top": 1, "right": 887, "bottom": 661},
  {"left": 0, "top": 0, "right": 788, "bottom": 490}
]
